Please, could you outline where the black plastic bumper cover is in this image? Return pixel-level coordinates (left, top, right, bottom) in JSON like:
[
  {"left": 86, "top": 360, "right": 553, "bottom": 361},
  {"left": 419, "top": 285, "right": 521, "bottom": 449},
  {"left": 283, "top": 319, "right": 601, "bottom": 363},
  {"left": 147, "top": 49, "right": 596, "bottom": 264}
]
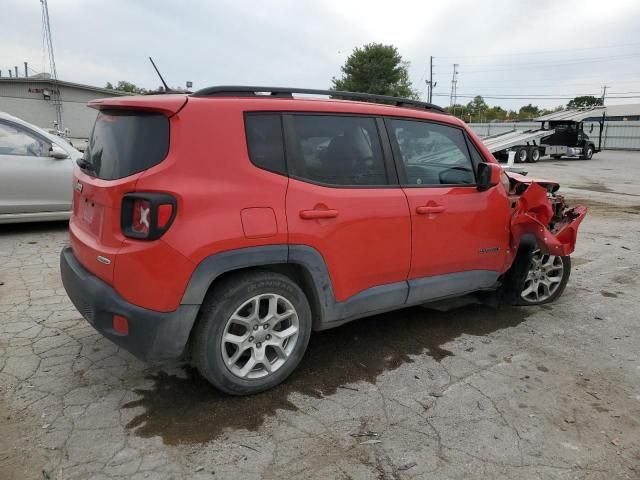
[{"left": 60, "top": 246, "right": 199, "bottom": 361}]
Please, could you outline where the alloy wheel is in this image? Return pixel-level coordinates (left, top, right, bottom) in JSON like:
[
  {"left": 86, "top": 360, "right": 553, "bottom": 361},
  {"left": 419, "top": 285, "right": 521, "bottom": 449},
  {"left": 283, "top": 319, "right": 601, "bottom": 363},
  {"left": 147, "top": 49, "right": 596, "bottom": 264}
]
[
  {"left": 520, "top": 251, "right": 565, "bottom": 303},
  {"left": 221, "top": 293, "right": 300, "bottom": 379}
]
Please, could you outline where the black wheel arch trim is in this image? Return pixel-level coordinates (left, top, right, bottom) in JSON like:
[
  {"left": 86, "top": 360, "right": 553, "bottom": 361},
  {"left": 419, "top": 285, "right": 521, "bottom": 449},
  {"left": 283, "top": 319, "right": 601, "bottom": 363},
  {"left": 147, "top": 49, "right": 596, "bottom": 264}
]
[{"left": 180, "top": 244, "right": 501, "bottom": 330}]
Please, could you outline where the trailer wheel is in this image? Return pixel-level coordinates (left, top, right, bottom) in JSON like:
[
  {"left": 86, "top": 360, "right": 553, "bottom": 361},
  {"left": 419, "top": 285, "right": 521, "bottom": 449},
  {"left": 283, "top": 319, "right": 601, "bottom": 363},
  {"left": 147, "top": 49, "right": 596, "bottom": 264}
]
[
  {"left": 515, "top": 147, "right": 528, "bottom": 163},
  {"left": 527, "top": 147, "right": 541, "bottom": 163},
  {"left": 581, "top": 145, "right": 594, "bottom": 160}
]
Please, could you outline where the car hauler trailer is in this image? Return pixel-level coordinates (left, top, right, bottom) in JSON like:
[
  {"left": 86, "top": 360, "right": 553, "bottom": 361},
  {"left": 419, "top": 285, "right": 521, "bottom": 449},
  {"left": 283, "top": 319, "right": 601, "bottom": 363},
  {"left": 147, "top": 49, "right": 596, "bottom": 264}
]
[{"left": 482, "top": 107, "right": 606, "bottom": 163}]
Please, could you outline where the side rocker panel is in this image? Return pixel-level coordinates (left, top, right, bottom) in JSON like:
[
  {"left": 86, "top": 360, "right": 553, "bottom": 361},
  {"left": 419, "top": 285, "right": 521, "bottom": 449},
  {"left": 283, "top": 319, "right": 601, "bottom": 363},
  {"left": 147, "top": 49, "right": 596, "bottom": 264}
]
[{"left": 181, "top": 244, "right": 502, "bottom": 332}]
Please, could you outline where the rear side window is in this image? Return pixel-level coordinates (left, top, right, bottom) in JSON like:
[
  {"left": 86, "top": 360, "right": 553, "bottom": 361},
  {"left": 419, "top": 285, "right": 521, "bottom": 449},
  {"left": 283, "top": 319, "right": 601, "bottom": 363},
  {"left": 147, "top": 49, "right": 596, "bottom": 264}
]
[
  {"left": 387, "top": 119, "right": 475, "bottom": 186},
  {"left": 288, "top": 115, "right": 387, "bottom": 186},
  {"left": 245, "top": 114, "right": 286, "bottom": 174},
  {"left": 84, "top": 110, "right": 169, "bottom": 180}
]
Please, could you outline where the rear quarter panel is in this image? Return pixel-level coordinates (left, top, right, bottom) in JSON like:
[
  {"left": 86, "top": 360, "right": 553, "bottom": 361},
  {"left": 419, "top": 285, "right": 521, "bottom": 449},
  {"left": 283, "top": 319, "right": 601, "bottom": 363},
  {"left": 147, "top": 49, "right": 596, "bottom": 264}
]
[{"left": 126, "top": 99, "right": 289, "bottom": 309}]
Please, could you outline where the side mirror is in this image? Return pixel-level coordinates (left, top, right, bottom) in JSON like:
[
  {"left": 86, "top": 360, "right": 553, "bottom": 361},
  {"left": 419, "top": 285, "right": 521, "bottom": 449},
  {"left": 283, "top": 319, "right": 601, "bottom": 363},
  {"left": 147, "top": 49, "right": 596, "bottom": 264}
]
[
  {"left": 50, "top": 144, "right": 69, "bottom": 159},
  {"left": 477, "top": 162, "right": 502, "bottom": 191}
]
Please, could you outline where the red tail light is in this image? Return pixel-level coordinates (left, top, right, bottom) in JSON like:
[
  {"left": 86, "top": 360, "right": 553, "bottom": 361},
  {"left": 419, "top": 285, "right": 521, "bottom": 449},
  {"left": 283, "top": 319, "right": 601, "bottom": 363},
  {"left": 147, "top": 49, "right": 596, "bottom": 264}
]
[
  {"left": 122, "top": 193, "right": 176, "bottom": 240},
  {"left": 132, "top": 199, "right": 151, "bottom": 235}
]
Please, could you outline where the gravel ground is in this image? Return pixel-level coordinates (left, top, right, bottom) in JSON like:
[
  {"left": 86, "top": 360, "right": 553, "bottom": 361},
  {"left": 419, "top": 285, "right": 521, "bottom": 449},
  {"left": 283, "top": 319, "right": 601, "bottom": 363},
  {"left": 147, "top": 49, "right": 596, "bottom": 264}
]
[{"left": 1, "top": 150, "right": 639, "bottom": 480}]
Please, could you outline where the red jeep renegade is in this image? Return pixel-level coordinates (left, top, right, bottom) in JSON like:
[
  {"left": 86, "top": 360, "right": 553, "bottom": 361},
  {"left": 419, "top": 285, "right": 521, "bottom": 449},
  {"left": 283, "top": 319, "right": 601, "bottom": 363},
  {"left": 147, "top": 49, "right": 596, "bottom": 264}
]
[{"left": 60, "top": 86, "right": 586, "bottom": 395}]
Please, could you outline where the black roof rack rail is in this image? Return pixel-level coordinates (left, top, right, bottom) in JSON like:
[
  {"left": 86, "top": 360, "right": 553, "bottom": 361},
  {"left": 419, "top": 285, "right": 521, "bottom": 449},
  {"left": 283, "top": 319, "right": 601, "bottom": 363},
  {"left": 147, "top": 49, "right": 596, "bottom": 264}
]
[{"left": 190, "top": 86, "right": 446, "bottom": 113}]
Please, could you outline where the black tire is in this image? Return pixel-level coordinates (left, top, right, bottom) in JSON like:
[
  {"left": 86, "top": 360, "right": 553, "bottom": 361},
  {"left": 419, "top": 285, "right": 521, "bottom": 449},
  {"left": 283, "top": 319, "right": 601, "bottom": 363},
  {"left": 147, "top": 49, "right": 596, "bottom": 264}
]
[
  {"left": 515, "top": 147, "right": 528, "bottom": 163},
  {"left": 581, "top": 145, "right": 594, "bottom": 160},
  {"left": 516, "top": 254, "right": 571, "bottom": 306},
  {"left": 527, "top": 147, "right": 541, "bottom": 163},
  {"left": 551, "top": 154, "right": 562, "bottom": 160},
  {"left": 192, "top": 270, "right": 312, "bottom": 395}
]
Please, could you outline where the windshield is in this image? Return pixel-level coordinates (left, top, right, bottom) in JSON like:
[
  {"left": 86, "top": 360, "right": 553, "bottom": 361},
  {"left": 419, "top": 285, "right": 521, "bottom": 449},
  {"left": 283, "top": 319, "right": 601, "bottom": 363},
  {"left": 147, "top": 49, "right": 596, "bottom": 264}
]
[{"left": 83, "top": 110, "right": 169, "bottom": 180}]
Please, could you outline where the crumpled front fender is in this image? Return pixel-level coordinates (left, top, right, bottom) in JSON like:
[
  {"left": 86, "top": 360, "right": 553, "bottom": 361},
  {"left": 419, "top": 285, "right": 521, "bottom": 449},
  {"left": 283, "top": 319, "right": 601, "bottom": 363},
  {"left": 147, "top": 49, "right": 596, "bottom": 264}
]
[{"left": 511, "top": 183, "right": 587, "bottom": 257}]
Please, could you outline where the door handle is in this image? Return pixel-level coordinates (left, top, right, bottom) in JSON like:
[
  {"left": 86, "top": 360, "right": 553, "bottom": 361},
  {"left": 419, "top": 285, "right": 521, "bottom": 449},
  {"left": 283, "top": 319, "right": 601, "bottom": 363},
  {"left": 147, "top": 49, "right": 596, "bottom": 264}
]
[
  {"left": 299, "top": 209, "right": 339, "bottom": 220},
  {"left": 416, "top": 205, "right": 445, "bottom": 215}
]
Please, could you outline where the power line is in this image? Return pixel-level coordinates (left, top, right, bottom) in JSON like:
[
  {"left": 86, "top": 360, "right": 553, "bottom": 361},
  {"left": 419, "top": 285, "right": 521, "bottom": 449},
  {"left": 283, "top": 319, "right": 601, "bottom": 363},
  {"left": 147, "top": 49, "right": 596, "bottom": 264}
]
[
  {"left": 448, "top": 53, "right": 640, "bottom": 69},
  {"left": 438, "top": 91, "right": 640, "bottom": 97},
  {"left": 427, "top": 79, "right": 640, "bottom": 88},
  {"left": 433, "top": 93, "right": 640, "bottom": 100},
  {"left": 431, "top": 71, "right": 640, "bottom": 81},
  {"left": 436, "top": 53, "right": 640, "bottom": 74},
  {"left": 435, "top": 41, "right": 640, "bottom": 59}
]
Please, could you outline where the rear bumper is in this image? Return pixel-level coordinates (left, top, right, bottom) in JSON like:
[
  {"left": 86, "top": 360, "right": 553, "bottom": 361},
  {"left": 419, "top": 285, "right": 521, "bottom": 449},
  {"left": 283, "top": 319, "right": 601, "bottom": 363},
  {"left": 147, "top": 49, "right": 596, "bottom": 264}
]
[{"left": 60, "top": 246, "right": 199, "bottom": 361}]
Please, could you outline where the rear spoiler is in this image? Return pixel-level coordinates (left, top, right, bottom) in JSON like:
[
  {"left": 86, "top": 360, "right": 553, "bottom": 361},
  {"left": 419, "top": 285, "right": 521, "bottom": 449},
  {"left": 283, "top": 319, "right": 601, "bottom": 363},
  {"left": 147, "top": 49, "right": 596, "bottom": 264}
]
[{"left": 88, "top": 95, "right": 188, "bottom": 116}]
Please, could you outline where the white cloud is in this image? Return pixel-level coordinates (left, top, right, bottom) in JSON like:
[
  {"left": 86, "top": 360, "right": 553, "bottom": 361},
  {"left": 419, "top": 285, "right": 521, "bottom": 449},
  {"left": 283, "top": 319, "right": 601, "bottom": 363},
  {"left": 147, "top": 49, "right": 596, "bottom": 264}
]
[{"left": 3, "top": 0, "right": 640, "bottom": 109}]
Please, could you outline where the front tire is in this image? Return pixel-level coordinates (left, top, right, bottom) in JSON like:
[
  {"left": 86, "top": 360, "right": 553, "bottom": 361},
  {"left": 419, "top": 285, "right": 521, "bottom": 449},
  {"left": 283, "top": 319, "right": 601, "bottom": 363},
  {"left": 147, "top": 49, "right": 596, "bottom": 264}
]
[
  {"left": 192, "top": 271, "right": 312, "bottom": 395},
  {"left": 581, "top": 145, "right": 594, "bottom": 160},
  {"left": 517, "top": 251, "right": 571, "bottom": 305}
]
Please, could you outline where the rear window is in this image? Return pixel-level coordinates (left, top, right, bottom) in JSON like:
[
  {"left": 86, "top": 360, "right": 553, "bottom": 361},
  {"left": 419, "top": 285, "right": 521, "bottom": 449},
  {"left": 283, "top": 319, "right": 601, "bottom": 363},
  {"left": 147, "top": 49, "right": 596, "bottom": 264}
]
[
  {"left": 83, "top": 110, "right": 169, "bottom": 180},
  {"left": 244, "top": 114, "right": 286, "bottom": 174}
]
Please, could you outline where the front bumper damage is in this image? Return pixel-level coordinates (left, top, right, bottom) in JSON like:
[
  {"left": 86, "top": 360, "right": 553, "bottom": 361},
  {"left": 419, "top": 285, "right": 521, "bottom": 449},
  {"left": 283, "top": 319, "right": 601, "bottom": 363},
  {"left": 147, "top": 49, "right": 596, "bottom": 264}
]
[{"left": 508, "top": 175, "right": 587, "bottom": 257}]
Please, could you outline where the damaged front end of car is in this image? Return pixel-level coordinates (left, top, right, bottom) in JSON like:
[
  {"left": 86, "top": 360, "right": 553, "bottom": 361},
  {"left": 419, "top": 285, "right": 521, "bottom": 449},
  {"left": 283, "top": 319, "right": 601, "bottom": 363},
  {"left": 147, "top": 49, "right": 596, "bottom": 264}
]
[{"left": 498, "top": 172, "right": 587, "bottom": 305}]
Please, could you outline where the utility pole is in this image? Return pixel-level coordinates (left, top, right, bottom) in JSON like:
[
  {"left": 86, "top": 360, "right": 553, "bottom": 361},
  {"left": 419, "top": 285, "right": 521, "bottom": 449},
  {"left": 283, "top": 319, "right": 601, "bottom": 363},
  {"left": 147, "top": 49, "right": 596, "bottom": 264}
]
[
  {"left": 600, "top": 85, "right": 609, "bottom": 106},
  {"left": 425, "top": 56, "right": 436, "bottom": 103},
  {"left": 449, "top": 63, "right": 459, "bottom": 114}
]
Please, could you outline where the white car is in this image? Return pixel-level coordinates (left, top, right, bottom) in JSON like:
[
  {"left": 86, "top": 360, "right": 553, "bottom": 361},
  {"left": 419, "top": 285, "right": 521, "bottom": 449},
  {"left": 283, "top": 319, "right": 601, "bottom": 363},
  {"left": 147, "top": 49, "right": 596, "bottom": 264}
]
[{"left": 0, "top": 112, "right": 82, "bottom": 224}]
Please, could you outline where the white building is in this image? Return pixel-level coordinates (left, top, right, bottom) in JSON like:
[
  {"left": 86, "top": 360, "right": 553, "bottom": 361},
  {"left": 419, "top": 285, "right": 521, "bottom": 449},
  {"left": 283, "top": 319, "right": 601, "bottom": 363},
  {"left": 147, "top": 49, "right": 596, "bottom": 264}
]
[{"left": 0, "top": 76, "right": 127, "bottom": 139}]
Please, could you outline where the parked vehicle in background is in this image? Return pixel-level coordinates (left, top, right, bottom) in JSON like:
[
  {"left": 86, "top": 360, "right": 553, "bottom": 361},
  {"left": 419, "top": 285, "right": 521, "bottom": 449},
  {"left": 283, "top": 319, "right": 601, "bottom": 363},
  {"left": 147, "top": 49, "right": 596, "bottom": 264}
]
[
  {"left": 0, "top": 112, "right": 81, "bottom": 223},
  {"left": 60, "top": 87, "right": 587, "bottom": 395},
  {"left": 482, "top": 107, "right": 606, "bottom": 163}
]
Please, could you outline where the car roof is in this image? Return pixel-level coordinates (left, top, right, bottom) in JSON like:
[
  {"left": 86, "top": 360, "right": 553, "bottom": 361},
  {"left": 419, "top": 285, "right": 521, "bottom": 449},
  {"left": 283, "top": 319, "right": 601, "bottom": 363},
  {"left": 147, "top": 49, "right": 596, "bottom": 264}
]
[{"left": 88, "top": 91, "right": 462, "bottom": 127}]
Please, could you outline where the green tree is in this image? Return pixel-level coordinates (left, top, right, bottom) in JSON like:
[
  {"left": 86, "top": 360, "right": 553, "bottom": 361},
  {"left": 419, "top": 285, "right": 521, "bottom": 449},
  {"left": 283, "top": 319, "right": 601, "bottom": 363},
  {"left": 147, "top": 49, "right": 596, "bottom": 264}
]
[
  {"left": 105, "top": 80, "right": 147, "bottom": 94},
  {"left": 331, "top": 43, "right": 418, "bottom": 99},
  {"left": 539, "top": 104, "right": 565, "bottom": 116},
  {"left": 466, "top": 95, "right": 488, "bottom": 120},
  {"left": 467, "top": 95, "right": 489, "bottom": 116},
  {"left": 567, "top": 95, "right": 602, "bottom": 108},
  {"left": 485, "top": 106, "right": 508, "bottom": 122},
  {"left": 518, "top": 104, "right": 540, "bottom": 120},
  {"left": 444, "top": 104, "right": 470, "bottom": 120}
]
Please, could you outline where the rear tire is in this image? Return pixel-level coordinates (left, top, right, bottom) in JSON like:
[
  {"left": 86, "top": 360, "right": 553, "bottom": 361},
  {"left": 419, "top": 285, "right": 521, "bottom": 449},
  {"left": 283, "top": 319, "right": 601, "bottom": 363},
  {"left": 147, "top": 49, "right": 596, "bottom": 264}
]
[
  {"left": 192, "top": 270, "right": 312, "bottom": 395},
  {"left": 515, "top": 147, "right": 528, "bottom": 163},
  {"left": 527, "top": 147, "right": 541, "bottom": 163}
]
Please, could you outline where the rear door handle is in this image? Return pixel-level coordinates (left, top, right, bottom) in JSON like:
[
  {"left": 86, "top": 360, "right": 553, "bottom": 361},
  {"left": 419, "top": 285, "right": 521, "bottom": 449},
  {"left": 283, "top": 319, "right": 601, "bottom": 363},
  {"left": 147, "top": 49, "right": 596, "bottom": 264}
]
[
  {"left": 299, "top": 209, "right": 339, "bottom": 219},
  {"left": 416, "top": 205, "right": 445, "bottom": 215}
]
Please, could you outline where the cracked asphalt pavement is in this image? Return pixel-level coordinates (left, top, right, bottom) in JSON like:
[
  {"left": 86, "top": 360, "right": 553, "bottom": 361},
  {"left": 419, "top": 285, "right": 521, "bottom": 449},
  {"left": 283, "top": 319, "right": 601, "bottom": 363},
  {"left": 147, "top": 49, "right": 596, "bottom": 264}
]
[{"left": 1, "top": 150, "right": 639, "bottom": 479}]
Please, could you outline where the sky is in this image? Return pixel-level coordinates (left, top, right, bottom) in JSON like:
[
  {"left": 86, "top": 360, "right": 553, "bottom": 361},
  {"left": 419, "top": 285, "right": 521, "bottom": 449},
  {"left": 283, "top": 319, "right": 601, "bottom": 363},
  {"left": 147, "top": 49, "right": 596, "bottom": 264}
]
[{"left": 2, "top": 0, "right": 640, "bottom": 111}]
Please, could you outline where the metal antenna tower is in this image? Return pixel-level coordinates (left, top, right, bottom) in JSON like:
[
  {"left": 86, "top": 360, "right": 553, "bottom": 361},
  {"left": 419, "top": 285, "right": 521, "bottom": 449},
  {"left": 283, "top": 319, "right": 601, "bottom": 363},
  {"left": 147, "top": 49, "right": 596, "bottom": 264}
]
[
  {"left": 600, "top": 85, "right": 609, "bottom": 105},
  {"left": 449, "top": 63, "right": 459, "bottom": 114},
  {"left": 41, "top": 0, "right": 63, "bottom": 132}
]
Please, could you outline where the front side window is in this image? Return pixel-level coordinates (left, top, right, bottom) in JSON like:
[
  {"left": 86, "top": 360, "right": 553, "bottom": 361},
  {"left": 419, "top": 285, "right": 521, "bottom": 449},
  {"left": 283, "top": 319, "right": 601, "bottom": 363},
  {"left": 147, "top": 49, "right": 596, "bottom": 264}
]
[
  {"left": 289, "top": 115, "right": 387, "bottom": 186},
  {"left": 388, "top": 119, "right": 475, "bottom": 186},
  {"left": 0, "top": 122, "right": 50, "bottom": 157}
]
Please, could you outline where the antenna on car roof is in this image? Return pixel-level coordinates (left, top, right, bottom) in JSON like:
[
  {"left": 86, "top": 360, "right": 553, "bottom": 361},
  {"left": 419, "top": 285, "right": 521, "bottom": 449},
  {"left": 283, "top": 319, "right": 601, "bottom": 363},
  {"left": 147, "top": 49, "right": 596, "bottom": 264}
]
[{"left": 148, "top": 57, "right": 173, "bottom": 93}]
